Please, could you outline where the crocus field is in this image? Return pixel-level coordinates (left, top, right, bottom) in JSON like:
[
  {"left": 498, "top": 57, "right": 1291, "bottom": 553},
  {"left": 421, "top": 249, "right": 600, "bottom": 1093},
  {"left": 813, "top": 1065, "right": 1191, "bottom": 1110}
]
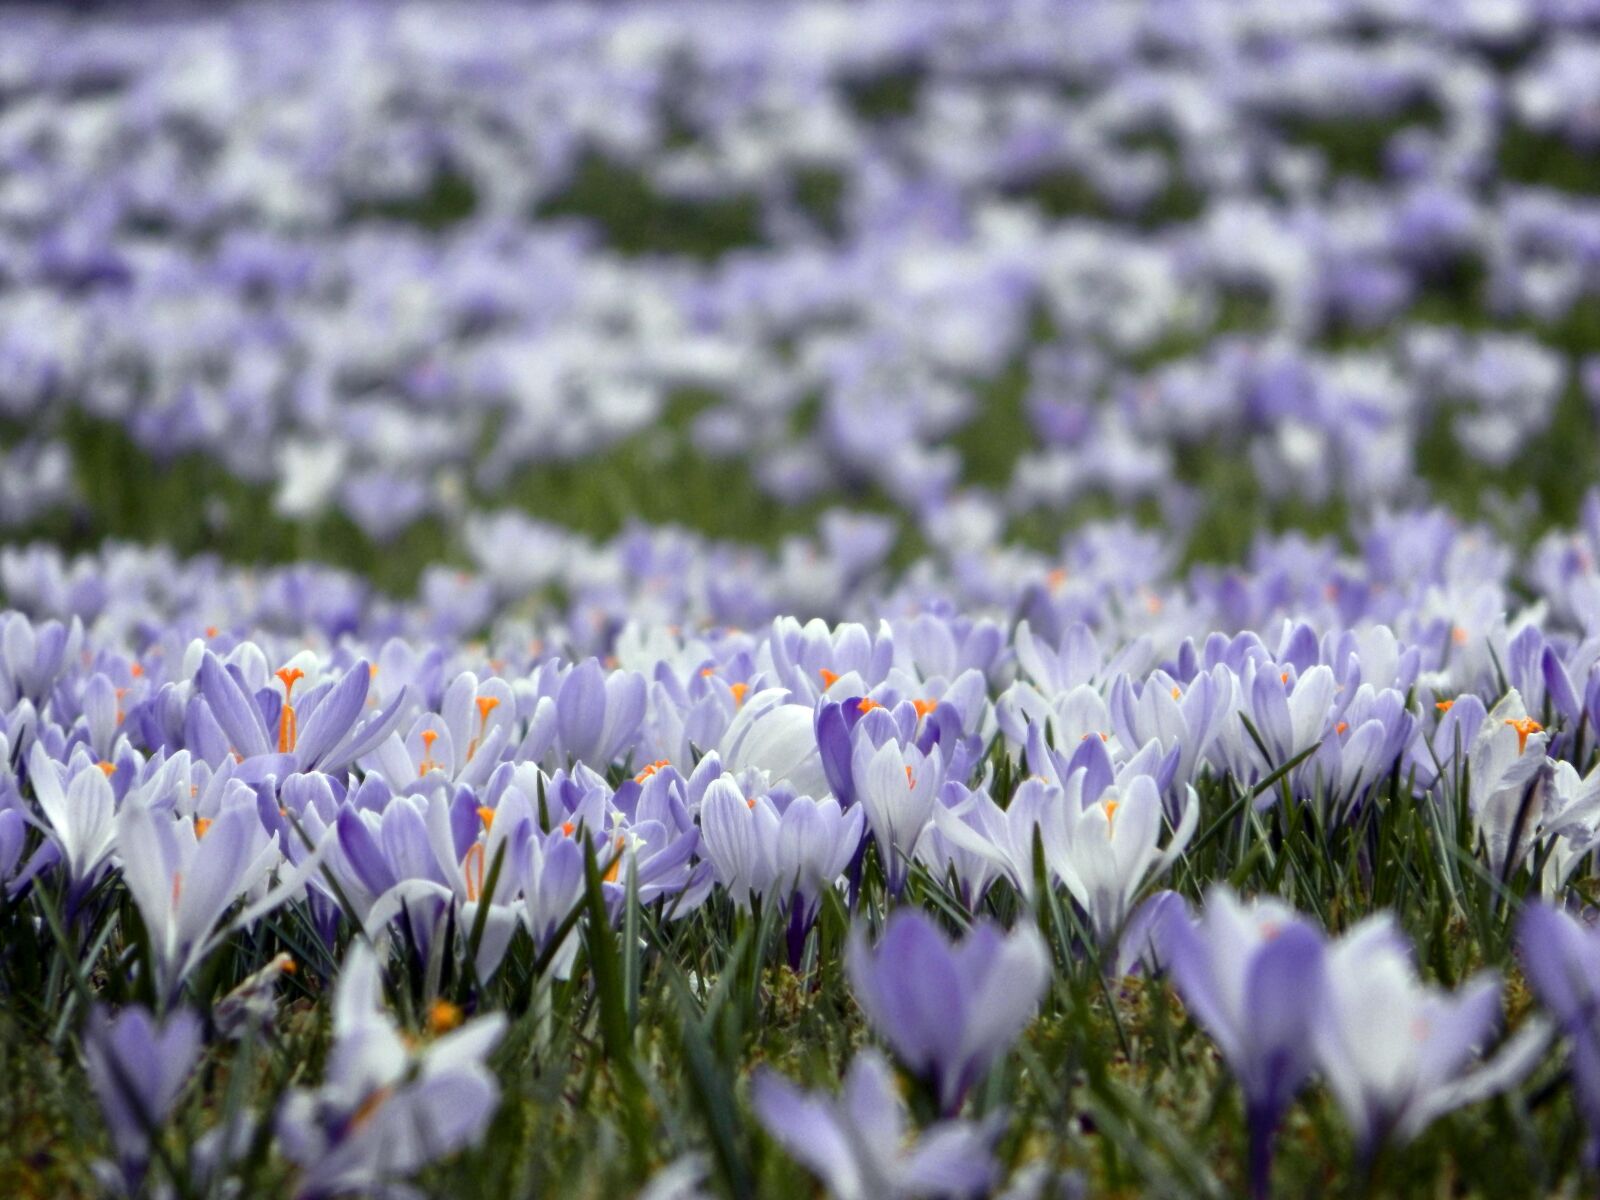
[{"left": 11, "top": 2, "right": 1600, "bottom": 1197}]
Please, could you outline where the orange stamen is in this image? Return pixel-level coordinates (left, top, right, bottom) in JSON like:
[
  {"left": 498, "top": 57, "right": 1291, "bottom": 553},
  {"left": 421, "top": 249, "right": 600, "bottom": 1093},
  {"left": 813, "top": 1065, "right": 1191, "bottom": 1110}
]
[
  {"left": 560, "top": 821, "right": 575, "bottom": 837},
  {"left": 857, "top": 697, "right": 883, "bottom": 714},
  {"left": 1335, "top": 722, "right": 1348, "bottom": 736},
  {"left": 194, "top": 817, "right": 212, "bottom": 839},
  {"left": 913, "top": 699, "right": 938, "bottom": 720},
  {"left": 1436, "top": 699, "right": 1455, "bottom": 713},
  {"left": 729, "top": 682, "right": 749, "bottom": 706},
  {"left": 477, "top": 806, "right": 496, "bottom": 831},
  {"left": 819, "top": 668, "right": 840, "bottom": 689},
  {"left": 603, "top": 836, "right": 625, "bottom": 883},
  {"left": 1451, "top": 626, "right": 1470, "bottom": 646},
  {"left": 96, "top": 761, "right": 115, "bottom": 776}
]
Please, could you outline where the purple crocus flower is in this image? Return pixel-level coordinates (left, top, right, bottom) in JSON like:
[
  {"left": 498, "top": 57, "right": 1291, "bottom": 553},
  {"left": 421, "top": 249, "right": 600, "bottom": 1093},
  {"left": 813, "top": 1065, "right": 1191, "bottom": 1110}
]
[
  {"left": 852, "top": 736, "right": 944, "bottom": 896},
  {"left": 1518, "top": 903, "right": 1600, "bottom": 1163},
  {"left": 847, "top": 910, "right": 1049, "bottom": 1112},
  {"left": 752, "top": 1049, "right": 1000, "bottom": 1200},
  {"left": 1158, "top": 887, "right": 1325, "bottom": 1200},
  {"left": 276, "top": 943, "right": 505, "bottom": 1200},
  {"left": 1313, "top": 915, "right": 1548, "bottom": 1161},
  {"left": 83, "top": 1004, "right": 202, "bottom": 1185},
  {"left": 116, "top": 797, "right": 280, "bottom": 1002}
]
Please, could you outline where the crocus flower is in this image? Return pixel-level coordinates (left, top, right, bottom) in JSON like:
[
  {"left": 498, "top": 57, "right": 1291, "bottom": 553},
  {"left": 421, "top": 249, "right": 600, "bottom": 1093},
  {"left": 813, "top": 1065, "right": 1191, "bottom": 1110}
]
[
  {"left": 752, "top": 1049, "right": 1000, "bottom": 1200},
  {"left": 852, "top": 737, "right": 944, "bottom": 895},
  {"left": 719, "top": 688, "right": 833, "bottom": 801},
  {"left": 1159, "top": 887, "right": 1325, "bottom": 1200},
  {"left": 1518, "top": 903, "right": 1600, "bottom": 1163},
  {"left": 1312, "top": 914, "right": 1548, "bottom": 1160},
  {"left": 83, "top": 1004, "right": 202, "bottom": 1187},
  {"left": 27, "top": 742, "right": 118, "bottom": 905},
  {"left": 697, "top": 775, "right": 780, "bottom": 908},
  {"left": 116, "top": 797, "right": 281, "bottom": 1001},
  {"left": 1467, "top": 690, "right": 1551, "bottom": 877},
  {"left": 847, "top": 910, "right": 1049, "bottom": 1112},
  {"left": 276, "top": 943, "right": 505, "bottom": 1199},
  {"left": 1039, "top": 771, "right": 1197, "bottom": 948}
]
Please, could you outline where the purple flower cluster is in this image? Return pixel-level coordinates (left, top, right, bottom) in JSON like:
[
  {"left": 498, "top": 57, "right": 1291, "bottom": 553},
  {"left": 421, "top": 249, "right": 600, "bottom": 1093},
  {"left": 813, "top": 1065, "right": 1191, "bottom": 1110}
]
[{"left": 0, "top": 0, "right": 1595, "bottom": 552}]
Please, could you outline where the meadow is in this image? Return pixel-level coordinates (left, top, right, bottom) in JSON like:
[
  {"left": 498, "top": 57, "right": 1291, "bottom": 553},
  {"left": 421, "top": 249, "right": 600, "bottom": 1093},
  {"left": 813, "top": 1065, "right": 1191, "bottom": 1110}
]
[{"left": 5, "top": 3, "right": 1600, "bottom": 1197}]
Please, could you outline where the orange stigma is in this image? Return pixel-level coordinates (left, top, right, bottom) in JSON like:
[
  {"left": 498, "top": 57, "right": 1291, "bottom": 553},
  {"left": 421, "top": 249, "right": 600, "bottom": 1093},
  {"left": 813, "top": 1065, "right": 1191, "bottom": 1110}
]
[
  {"left": 913, "top": 699, "right": 938, "bottom": 720},
  {"left": 634, "top": 759, "right": 671, "bottom": 783},
  {"left": 1335, "top": 722, "right": 1348, "bottom": 736},
  {"left": 475, "top": 696, "right": 500, "bottom": 724},
  {"left": 428, "top": 999, "right": 463, "bottom": 1035},
  {"left": 729, "top": 682, "right": 749, "bottom": 706},
  {"left": 1505, "top": 717, "right": 1543, "bottom": 754},
  {"left": 1436, "top": 699, "right": 1455, "bottom": 713},
  {"left": 96, "top": 761, "right": 115, "bottom": 777},
  {"left": 857, "top": 697, "right": 883, "bottom": 714},
  {"left": 477, "top": 806, "right": 496, "bottom": 831},
  {"left": 818, "top": 668, "right": 840, "bottom": 689},
  {"left": 461, "top": 843, "right": 486, "bottom": 902},
  {"left": 1102, "top": 799, "right": 1119, "bottom": 830},
  {"left": 194, "top": 817, "right": 212, "bottom": 839},
  {"left": 275, "top": 668, "right": 304, "bottom": 755}
]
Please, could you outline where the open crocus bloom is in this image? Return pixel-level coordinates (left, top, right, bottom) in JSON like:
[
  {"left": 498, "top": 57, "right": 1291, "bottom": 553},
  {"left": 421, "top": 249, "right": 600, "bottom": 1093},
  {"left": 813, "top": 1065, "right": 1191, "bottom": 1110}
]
[
  {"left": 752, "top": 1050, "right": 1000, "bottom": 1200},
  {"left": 1313, "top": 914, "right": 1548, "bottom": 1156},
  {"left": 276, "top": 943, "right": 504, "bottom": 1200}
]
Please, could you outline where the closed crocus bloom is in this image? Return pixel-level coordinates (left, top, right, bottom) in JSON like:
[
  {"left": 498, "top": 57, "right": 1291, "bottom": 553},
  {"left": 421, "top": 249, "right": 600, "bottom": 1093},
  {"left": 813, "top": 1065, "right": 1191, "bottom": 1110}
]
[
  {"left": 518, "top": 826, "right": 586, "bottom": 979},
  {"left": 1518, "top": 903, "right": 1600, "bottom": 1161},
  {"left": 84, "top": 1004, "right": 202, "bottom": 1182},
  {"left": 1313, "top": 915, "right": 1548, "bottom": 1159},
  {"left": 753, "top": 1050, "right": 999, "bottom": 1200},
  {"left": 551, "top": 658, "right": 647, "bottom": 769},
  {"left": 1468, "top": 690, "right": 1551, "bottom": 877},
  {"left": 719, "top": 689, "right": 832, "bottom": 801},
  {"left": 276, "top": 943, "right": 505, "bottom": 1200},
  {"left": 847, "top": 910, "right": 1049, "bottom": 1112},
  {"left": 772, "top": 793, "right": 863, "bottom": 913},
  {"left": 1160, "top": 888, "right": 1325, "bottom": 1200},
  {"left": 852, "top": 737, "right": 944, "bottom": 895},
  {"left": 697, "top": 775, "right": 779, "bottom": 908}
]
